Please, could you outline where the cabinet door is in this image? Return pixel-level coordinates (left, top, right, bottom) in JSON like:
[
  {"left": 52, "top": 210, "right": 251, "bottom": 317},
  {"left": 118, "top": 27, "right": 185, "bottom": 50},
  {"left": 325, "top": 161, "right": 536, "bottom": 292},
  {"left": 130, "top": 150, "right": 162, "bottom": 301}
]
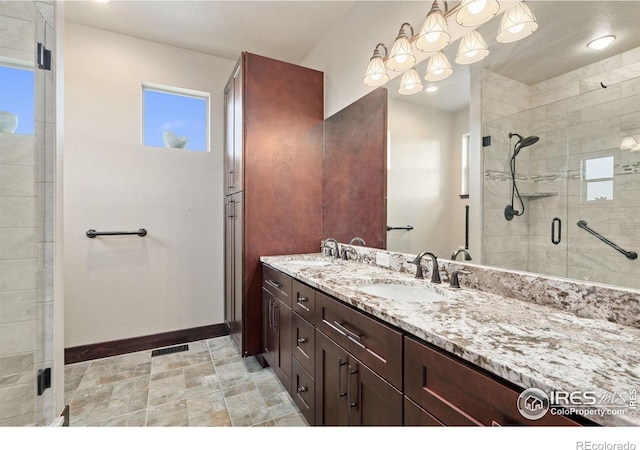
[
  {"left": 347, "top": 357, "right": 402, "bottom": 426},
  {"left": 224, "top": 61, "right": 243, "bottom": 195},
  {"left": 274, "top": 299, "right": 292, "bottom": 393},
  {"left": 315, "top": 332, "right": 350, "bottom": 426},
  {"left": 224, "top": 197, "right": 234, "bottom": 331},
  {"left": 231, "top": 193, "right": 244, "bottom": 354},
  {"left": 225, "top": 194, "right": 243, "bottom": 353},
  {"left": 262, "top": 288, "right": 276, "bottom": 368}
]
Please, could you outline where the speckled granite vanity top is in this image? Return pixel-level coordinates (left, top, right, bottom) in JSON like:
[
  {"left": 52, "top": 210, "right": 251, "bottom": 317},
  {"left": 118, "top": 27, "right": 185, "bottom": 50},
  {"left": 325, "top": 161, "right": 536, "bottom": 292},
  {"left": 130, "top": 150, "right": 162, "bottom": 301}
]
[{"left": 261, "top": 253, "right": 640, "bottom": 426}]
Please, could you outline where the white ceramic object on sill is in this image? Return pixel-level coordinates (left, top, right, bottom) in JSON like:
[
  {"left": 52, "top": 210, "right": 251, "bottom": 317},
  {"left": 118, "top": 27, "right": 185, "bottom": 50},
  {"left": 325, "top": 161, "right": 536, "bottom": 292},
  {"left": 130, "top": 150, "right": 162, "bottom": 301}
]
[
  {"left": 162, "top": 130, "right": 188, "bottom": 149},
  {"left": 0, "top": 111, "right": 18, "bottom": 133}
]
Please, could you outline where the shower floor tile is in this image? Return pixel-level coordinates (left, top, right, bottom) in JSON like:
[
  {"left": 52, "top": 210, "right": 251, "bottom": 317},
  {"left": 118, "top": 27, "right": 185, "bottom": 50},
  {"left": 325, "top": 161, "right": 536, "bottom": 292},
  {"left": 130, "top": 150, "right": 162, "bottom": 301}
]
[{"left": 64, "top": 335, "right": 308, "bottom": 427}]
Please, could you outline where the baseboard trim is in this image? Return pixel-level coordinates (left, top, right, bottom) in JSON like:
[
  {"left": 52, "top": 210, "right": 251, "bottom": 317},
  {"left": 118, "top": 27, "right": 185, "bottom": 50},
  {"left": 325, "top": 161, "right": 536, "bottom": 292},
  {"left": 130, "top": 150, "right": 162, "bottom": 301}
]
[{"left": 64, "top": 323, "right": 229, "bottom": 364}]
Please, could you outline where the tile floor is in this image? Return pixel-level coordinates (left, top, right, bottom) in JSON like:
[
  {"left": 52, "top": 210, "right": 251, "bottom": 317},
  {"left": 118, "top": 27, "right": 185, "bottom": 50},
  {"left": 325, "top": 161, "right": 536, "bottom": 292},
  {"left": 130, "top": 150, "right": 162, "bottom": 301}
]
[{"left": 64, "top": 335, "right": 308, "bottom": 427}]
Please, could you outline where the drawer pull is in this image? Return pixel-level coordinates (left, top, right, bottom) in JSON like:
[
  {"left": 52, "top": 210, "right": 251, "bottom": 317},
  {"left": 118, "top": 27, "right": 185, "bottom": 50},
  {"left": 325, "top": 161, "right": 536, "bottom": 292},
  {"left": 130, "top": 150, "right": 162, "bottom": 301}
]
[
  {"left": 296, "top": 296, "right": 310, "bottom": 311},
  {"left": 297, "top": 337, "right": 308, "bottom": 344},
  {"left": 348, "top": 364, "right": 359, "bottom": 415},
  {"left": 333, "top": 321, "right": 365, "bottom": 349},
  {"left": 297, "top": 386, "right": 308, "bottom": 393},
  {"left": 338, "top": 358, "right": 348, "bottom": 398},
  {"left": 266, "top": 279, "right": 283, "bottom": 290}
]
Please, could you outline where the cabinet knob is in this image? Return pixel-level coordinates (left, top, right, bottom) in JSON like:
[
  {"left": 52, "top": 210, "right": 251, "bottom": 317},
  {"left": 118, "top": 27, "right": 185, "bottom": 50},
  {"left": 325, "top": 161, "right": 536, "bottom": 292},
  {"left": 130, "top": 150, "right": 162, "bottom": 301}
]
[
  {"left": 297, "top": 337, "right": 308, "bottom": 344},
  {"left": 297, "top": 296, "right": 308, "bottom": 303},
  {"left": 297, "top": 386, "right": 308, "bottom": 393}
]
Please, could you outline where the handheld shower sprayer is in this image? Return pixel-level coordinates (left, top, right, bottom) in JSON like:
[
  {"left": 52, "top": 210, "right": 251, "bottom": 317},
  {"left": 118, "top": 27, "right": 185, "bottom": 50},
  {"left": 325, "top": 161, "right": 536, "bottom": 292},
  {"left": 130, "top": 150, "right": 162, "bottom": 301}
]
[{"left": 505, "top": 133, "right": 539, "bottom": 221}]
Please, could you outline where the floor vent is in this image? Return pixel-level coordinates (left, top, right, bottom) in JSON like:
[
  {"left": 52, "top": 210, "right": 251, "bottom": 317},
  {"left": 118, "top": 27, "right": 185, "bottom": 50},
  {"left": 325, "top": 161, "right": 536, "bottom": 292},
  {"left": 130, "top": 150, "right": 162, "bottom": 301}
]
[{"left": 151, "top": 344, "right": 189, "bottom": 357}]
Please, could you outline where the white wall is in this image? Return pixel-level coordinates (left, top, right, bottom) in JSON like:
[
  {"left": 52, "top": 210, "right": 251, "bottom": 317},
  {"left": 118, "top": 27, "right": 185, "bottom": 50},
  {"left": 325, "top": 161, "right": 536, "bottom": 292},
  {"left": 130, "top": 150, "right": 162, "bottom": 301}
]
[{"left": 64, "top": 23, "right": 236, "bottom": 347}]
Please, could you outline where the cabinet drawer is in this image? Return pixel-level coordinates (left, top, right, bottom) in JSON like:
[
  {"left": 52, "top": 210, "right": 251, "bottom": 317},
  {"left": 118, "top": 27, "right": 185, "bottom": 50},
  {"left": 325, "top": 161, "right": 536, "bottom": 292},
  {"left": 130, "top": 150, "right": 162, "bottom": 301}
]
[
  {"left": 292, "top": 357, "right": 315, "bottom": 426},
  {"left": 404, "top": 396, "right": 444, "bottom": 426},
  {"left": 316, "top": 292, "right": 403, "bottom": 390},
  {"left": 292, "top": 280, "right": 316, "bottom": 324},
  {"left": 404, "top": 336, "right": 581, "bottom": 426},
  {"left": 262, "top": 265, "right": 292, "bottom": 306},
  {"left": 292, "top": 312, "right": 315, "bottom": 375}
]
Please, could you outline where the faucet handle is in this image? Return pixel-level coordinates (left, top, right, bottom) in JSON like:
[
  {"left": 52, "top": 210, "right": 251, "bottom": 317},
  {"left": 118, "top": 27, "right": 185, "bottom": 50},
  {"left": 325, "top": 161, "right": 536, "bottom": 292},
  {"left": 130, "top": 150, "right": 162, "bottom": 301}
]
[
  {"left": 410, "top": 255, "right": 425, "bottom": 279},
  {"left": 449, "top": 270, "right": 472, "bottom": 289}
]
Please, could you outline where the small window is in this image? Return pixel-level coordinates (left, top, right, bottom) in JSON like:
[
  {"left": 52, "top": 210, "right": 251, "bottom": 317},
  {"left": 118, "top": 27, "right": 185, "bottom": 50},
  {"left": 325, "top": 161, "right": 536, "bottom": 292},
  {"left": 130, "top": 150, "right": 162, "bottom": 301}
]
[
  {"left": 142, "top": 84, "right": 209, "bottom": 151},
  {"left": 0, "top": 64, "right": 35, "bottom": 135},
  {"left": 584, "top": 156, "right": 614, "bottom": 201}
]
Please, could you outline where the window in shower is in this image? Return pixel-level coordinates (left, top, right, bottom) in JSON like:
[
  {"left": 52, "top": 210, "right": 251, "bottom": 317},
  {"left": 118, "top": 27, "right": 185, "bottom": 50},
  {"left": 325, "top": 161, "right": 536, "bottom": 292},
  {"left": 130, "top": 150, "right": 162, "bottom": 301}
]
[
  {"left": 0, "top": 64, "right": 35, "bottom": 135},
  {"left": 142, "top": 83, "right": 209, "bottom": 152},
  {"left": 584, "top": 156, "right": 614, "bottom": 201}
]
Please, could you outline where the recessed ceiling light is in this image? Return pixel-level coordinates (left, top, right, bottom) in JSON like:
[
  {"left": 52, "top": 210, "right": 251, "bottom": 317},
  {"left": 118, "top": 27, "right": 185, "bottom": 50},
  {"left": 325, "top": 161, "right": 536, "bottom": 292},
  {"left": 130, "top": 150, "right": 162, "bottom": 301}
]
[
  {"left": 425, "top": 86, "right": 439, "bottom": 93},
  {"left": 93, "top": 0, "right": 111, "bottom": 3},
  {"left": 587, "top": 35, "right": 616, "bottom": 50}
]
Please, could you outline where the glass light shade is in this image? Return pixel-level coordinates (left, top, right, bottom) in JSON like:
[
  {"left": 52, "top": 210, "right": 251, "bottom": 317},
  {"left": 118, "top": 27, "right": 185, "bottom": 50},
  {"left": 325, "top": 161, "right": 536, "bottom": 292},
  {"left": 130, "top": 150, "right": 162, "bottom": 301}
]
[
  {"left": 496, "top": 2, "right": 538, "bottom": 43},
  {"left": 455, "top": 30, "right": 489, "bottom": 65},
  {"left": 456, "top": 0, "right": 500, "bottom": 27},
  {"left": 415, "top": 3, "right": 451, "bottom": 53},
  {"left": 620, "top": 136, "right": 639, "bottom": 150},
  {"left": 424, "top": 52, "right": 453, "bottom": 82},
  {"left": 387, "top": 25, "right": 416, "bottom": 72},
  {"left": 363, "top": 56, "right": 389, "bottom": 87},
  {"left": 398, "top": 68, "right": 423, "bottom": 95}
]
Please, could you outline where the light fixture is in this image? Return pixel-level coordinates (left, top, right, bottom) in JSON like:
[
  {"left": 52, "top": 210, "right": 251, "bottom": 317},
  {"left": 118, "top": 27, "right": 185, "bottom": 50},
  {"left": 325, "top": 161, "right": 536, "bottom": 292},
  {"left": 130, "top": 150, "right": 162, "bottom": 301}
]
[
  {"left": 425, "top": 52, "right": 453, "bottom": 82},
  {"left": 620, "top": 136, "right": 639, "bottom": 150},
  {"left": 425, "top": 86, "right": 439, "bottom": 93},
  {"left": 496, "top": 1, "right": 538, "bottom": 44},
  {"left": 456, "top": 0, "right": 500, "bottom": 28},
  {"left": 416, "top": 1, "right": 451, "bottom": 53},
  {"left": 387, "top": 23, "right": 416, "bottom": 72},
  {"left": 455, "top": 30, "right": 489, "bottom": 65},
  {"left": 399, "top": 68, "right": 424, "bottom": 95},
  {"left": 363, "top": 43, "right": 390, "bottom": 87},
  {"left": 587, "top": 35, "right": 616, "bottom": 50}
]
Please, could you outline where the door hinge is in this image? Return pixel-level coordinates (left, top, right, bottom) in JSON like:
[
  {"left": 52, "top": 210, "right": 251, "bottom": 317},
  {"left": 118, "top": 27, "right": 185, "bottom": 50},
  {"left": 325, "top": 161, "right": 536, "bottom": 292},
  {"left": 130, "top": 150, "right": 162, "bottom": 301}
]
[
  {"left": 37, "top": 43, "right": 52, "bottom": 70},
  {"left": 37, "top": 367, "right": 51, "bottom": 395}
]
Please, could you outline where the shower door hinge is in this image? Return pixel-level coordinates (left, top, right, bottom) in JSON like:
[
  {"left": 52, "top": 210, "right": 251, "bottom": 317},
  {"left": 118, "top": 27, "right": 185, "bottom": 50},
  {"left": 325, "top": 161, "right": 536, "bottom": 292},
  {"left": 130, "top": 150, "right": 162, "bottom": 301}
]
[
  {"left": 37, "top": 367, "right": 51, "bottom": 395},
  {"left": 37, "top": 43, "right": 51, "bottom": 71}
]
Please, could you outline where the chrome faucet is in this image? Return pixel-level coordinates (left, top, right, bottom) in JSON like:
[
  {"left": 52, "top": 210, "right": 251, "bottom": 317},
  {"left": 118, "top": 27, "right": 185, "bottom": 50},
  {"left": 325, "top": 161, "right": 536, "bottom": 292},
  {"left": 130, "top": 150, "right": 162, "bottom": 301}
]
[
  {"left": 349, "top": 236, "right": 367, "bottom": 246},
  {"left": 341, "top": 245, "right": 358, "bottom": 261},
  {"left": 449, "top": 270, "right": 472, "bottom": 289},
  {"left": 411, "top": 251, "right": 441, "bottom": 283},
  {"left": 451, "top": 248, "right": 472, "bottom": 261},
  {"left": 322, "top": 238, "right": 340, "bottom": 259}
]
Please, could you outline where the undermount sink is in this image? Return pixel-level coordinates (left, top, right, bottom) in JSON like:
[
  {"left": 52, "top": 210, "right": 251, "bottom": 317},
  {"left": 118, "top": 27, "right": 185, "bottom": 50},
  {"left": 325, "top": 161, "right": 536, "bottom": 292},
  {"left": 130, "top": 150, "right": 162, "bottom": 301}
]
[
  {"left": 289, "top": 259, "right": 332, "bottom": 267},
  {"left": 357, "top": 283, "right": 447, "bottom": 302}
]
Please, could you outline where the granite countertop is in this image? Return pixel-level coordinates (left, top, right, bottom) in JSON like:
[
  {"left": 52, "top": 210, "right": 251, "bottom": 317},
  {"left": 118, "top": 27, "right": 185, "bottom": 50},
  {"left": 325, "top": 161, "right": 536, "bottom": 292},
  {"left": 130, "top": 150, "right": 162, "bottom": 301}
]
[{"left": 260, "top": 253, "right": 640, "bottom": 427}]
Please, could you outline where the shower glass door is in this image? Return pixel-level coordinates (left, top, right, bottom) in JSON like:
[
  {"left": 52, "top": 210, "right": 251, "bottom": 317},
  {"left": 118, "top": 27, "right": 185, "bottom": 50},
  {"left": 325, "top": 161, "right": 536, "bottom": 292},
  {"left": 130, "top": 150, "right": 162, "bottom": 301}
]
[{"left": 0, "top": 1, "right": 56, "bottom": 426}]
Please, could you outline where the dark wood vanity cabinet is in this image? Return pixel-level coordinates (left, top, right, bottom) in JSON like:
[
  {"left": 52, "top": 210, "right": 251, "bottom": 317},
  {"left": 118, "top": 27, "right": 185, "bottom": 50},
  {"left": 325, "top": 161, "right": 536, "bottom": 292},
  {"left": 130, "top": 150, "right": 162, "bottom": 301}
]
[
  {"left": 262, "top": 264, "right": 588, "bottom": 427},
  {"left": 262, "top": 266, "right": 293, "bottom": 392},
  {"left": 315, "top": 331, "right": 402, "bottom": 426},
  {"left": 223, "top": 52, "right": 323, "bottom": 357},
  {"left": 404, "top": 336, "right": 584, "bottom": 427}
]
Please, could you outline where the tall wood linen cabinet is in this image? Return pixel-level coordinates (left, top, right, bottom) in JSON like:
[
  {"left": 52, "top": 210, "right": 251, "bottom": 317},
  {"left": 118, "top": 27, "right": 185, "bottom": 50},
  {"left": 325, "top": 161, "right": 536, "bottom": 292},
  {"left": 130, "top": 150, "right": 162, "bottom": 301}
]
[{"left": 223, "top": 52, "right": 324, "bottom": 357}]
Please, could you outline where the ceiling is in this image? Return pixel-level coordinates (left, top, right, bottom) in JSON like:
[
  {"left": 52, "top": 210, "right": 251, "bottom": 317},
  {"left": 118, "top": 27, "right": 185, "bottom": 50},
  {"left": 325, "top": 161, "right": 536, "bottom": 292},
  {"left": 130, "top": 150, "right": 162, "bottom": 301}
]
[
  {"left": 64, "top": 0, "right": 355, "bottom": 64},
  {"left": 65, "top": 1, "right": 640, "bottom": 113}
]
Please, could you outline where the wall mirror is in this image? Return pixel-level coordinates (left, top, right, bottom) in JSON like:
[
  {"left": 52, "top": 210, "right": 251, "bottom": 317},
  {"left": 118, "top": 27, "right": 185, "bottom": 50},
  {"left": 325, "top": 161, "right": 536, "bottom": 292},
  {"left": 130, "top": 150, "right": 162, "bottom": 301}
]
[{"left": 343, "top": 1, "right": 640, "bottom": 291}]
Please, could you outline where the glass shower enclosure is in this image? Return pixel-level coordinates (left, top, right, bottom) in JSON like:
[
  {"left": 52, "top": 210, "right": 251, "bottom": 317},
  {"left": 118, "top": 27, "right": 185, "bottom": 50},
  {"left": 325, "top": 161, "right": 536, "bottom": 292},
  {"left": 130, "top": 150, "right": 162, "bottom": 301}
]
[{"left": 0, "top": 1, "right": 58, "bottom": 426}]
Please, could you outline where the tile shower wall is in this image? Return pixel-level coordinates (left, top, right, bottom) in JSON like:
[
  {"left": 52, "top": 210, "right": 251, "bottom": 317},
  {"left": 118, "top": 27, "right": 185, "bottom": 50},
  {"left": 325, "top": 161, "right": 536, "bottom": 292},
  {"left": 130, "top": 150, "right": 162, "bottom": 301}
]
[
  {"left": 482, "top": 46, "right": 640, "bottom": 290},
  {"left": 0, "top": 1, "right": 57, "bottom": 426}
]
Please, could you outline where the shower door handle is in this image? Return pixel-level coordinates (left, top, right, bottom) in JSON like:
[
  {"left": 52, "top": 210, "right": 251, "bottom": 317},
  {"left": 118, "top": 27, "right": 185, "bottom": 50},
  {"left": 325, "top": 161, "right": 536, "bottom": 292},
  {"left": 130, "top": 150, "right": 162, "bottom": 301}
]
[{"left": 551, "top": 217, "right": 561, "bottom": 245}]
